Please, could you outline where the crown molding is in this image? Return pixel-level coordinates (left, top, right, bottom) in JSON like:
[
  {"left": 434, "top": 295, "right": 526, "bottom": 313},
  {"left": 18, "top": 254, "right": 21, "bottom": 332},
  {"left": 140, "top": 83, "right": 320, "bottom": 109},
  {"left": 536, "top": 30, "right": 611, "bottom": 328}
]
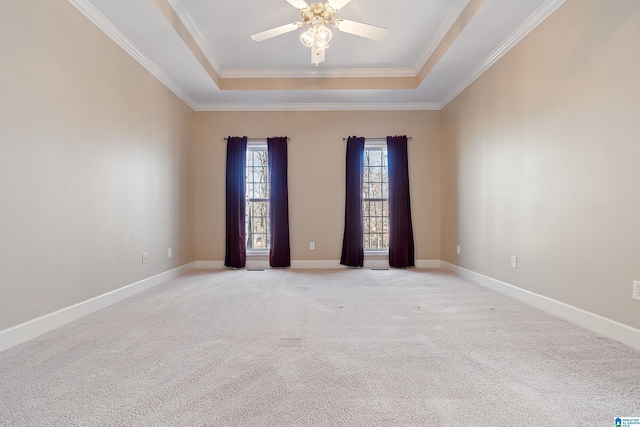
[
  {"left": 414, "top": 0, "right": 470, "bottom": 75},
  {"left": 67, "top": 0, "right": 197, "bottom": 110},
  {"left": 193, "top": 102, "right": 441, "bottom": 112},
  {"left": 220, "top": 67, "right": 417, "bottom": 79},
  {"left": 438, "top": 0, "right": 566, "bottom": 109},
  {"left": 69, "top": 0, "right": 566, "bottom": 113},
  {"left": 166, "top": 0, "right": 223, "bottom": 74}
]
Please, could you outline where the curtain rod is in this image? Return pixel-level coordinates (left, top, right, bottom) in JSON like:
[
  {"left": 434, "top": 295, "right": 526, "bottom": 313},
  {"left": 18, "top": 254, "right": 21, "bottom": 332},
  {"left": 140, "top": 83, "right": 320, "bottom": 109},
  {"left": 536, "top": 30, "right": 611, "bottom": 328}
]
[
  {"left": 342, "top": 137, "right": 412, "bottom": 142},
  {"left": 223, "top": 137, "right": 289, "bottom": 141}
]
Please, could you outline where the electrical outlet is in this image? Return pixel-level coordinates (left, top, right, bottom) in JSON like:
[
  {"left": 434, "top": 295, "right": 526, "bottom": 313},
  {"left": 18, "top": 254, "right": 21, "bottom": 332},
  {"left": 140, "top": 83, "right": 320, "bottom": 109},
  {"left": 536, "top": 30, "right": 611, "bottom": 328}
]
[
  {"left": 142, "top": 253, "right": 148, "bottom": 264},
  {"left": 456, "top": 245, "right": 461, "bottom": 255},
  {"left": 633, "top": 281, "right": 640, "bottom": 301},
  {"left": 510, "top": 255, "right": 517, "bottom": 269},
  {"left": 168, "top": 248, "right": 172, "bottom": 258},
  {"left": 310, "top": 242, "right": 315, "bottom": 250}
]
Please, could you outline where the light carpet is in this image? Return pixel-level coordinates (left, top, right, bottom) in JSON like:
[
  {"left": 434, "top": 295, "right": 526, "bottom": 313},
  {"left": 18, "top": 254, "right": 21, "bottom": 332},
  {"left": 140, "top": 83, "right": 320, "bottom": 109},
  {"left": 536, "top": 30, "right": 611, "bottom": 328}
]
[{"left": 1, "top": 268, "right": 639, "bottom": 426}]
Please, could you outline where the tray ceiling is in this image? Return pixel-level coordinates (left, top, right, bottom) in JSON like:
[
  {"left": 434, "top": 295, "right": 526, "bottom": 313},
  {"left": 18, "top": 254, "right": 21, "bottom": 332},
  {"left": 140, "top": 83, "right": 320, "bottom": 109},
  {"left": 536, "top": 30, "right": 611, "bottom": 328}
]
[{"left": 68, "top": 0, "right": 565, "bottom": 111}]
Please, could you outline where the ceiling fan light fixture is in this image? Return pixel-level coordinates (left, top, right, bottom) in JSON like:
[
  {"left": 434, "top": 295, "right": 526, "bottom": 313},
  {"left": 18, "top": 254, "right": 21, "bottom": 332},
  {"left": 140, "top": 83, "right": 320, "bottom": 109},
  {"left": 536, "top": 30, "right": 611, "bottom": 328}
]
[
  {"left": 300, "top": 29, "right": 315, "bottom": 48},
  {"left": 315, "top": 25, "right": 332, "bottom": 45},
  {"left": 251, "top": 0, "right": 386, "bottom": 66},
  {"left": 300, "top": 18, "right": 332, "bottom": 60}
]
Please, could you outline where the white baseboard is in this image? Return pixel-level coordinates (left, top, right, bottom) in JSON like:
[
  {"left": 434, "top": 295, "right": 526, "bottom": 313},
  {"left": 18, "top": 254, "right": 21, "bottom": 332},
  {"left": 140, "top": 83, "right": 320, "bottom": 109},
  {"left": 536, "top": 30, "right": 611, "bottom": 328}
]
[
  {"left": 6, "top": 259, "right": 635, "bottom": 354},
  {"left": 441, "top": 262, "right": 640, "bottom": 351},
  {"left": 0, "top": 262, "right": 196, "bottom": 353},
  {"left": 196, "top": 260, "right": 442, "bottom": 270}
]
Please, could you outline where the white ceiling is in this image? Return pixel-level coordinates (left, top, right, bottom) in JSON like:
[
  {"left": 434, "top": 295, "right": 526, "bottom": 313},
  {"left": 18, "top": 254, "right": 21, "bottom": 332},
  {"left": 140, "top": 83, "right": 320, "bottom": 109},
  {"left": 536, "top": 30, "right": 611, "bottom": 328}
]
[{"left": 68, "top": 0, "right": 565, "bottom": 111}]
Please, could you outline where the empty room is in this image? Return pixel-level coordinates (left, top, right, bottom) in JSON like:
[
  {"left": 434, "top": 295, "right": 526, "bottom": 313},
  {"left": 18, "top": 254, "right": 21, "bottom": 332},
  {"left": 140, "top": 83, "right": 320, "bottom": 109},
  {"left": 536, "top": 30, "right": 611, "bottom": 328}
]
[{"left": 1, "top": 0, "right": 639, "bottom": 425}]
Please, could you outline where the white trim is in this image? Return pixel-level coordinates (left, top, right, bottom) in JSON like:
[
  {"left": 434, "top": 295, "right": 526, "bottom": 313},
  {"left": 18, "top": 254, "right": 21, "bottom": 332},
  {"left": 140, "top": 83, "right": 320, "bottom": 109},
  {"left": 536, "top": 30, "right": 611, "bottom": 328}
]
[
  {"left": 441, "top": 262, "right": 640, "bottom": 351},
  {"left": 220, "top": 68, "right": 416, "bottom": 79},
  {"left": 414, "top": 0, "right": 470, "bottom": 74},
  {"left": 0, "top": 263, "right": 196, "bottom": 353},
  {"left": 67, "top": 0, "right": 197, "bottom": 110},
  {"left": 246, "top": 141, "right": 268, "bottom": 147},
  {"left": 193, "top": 102, "right": 441, "bottom": 112},
  {"left": 363, "top": 140, "right": 388, "bottom": 148},
  {"left": 166, "top": 0, "right": 222, "bottom": 74},
  {"left": 438, "top": 0, "right": 566, "bottom": 109},
  {"left": 14, "top": 258, "right": 633, "bottom": 359},
  {"left": 68, "top": 0, "right": 566, "bottom": 113},
  {"left": 196, "top": 260, "right": 440, "bottom": 270}
]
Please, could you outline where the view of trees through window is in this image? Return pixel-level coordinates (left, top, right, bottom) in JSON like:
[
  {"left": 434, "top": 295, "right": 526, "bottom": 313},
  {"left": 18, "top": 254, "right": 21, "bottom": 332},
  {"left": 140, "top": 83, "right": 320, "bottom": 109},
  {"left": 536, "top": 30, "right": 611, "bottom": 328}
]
[
  {"left": 245, "top": 145, "right": 388, "bottom": 251},
  {"left": 363, "top": 146, "right": 389, "bottom": 250},
  {"left": 246, "top": 147, "right": 269, "bottom": 250}
]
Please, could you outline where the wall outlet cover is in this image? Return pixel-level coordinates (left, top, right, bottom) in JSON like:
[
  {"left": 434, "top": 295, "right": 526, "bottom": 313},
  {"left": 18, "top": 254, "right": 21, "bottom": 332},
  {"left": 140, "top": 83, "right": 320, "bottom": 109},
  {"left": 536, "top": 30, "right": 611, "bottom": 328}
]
[{"left": 633, "top": 280, "right": 640, "bottom": 301}]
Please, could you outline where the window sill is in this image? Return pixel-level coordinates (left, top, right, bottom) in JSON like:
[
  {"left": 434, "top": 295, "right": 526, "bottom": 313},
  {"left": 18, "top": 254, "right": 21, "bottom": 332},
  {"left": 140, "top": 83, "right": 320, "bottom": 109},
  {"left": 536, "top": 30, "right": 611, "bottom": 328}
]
[
  {"left": 247, "top": 250, "right": 269, "bottom": 257},
  {"left": 364, "top": 250, "right": 389, "bottom": 256}
]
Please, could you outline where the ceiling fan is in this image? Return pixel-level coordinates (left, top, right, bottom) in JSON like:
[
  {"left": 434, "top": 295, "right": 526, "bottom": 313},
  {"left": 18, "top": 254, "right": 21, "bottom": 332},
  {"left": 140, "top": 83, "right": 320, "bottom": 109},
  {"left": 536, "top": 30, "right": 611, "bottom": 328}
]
[{"left": 250, "top": 0, "right": 387, "bottom": 66}]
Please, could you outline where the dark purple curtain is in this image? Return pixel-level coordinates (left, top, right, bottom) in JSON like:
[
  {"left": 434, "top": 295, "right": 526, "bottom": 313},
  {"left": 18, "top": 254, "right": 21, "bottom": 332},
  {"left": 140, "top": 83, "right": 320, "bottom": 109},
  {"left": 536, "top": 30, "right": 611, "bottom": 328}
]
[
  {"left": 387, "top": 135, "right": 415, "bottom": 268},
  {"left": 340, "top": 136, "right": 365, "bottom": 267},
  {"left": 225, "top": 136, "right": 247, "bottom": 268},
  {"left": 267, "top": 137, "right": 291, "bottom": 268}
]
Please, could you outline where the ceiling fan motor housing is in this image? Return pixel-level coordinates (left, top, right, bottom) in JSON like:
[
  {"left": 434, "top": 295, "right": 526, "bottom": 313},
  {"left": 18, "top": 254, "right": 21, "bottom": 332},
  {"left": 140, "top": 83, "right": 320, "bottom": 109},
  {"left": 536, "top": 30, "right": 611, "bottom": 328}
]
[{"left": 301, "top": 3, "right": 336, "bottom": 25}]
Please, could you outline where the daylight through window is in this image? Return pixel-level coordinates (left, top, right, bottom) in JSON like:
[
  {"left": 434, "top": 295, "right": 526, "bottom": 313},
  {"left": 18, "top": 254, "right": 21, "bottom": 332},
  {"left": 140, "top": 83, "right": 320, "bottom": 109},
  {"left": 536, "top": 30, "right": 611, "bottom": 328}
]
[
  {"left": 246, "top": 146, "right": 269, "bottom": 250},
  {"left": 363, "top": 145, "right": 389, "bottom": 250}
]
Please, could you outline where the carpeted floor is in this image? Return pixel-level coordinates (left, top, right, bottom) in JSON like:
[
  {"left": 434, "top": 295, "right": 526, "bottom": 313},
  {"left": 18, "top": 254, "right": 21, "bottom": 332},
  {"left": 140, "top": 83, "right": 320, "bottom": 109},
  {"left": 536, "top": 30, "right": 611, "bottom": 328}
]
[{"left": 1, "top": 268, "right": 639, "bottom": 426}]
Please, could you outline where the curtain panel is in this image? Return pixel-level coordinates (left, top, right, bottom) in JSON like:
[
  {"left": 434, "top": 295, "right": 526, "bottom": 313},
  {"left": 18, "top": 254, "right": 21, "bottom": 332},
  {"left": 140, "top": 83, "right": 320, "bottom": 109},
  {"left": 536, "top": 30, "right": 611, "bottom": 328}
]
[
  {"left": 340, "top": 136, "right": 365, "bottom": 267},
  {"left": 267, "top": 137, "right": 291, "bottom": 267},
  {"left": 387, "top": 135, "right": 415, "bottom": 268},
  {"left": 225, "top": 136, "right": 247, "bottom": 268}
]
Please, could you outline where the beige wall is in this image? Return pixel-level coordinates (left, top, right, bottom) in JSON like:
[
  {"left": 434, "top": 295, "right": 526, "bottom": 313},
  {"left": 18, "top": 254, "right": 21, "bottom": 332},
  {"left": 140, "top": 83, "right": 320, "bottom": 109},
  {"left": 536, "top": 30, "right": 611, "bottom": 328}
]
[
  {"left": 194, "top": 111, "right": 441, "bottom": 263},
  {"left": 5, "top": 0, "right": 635, "bottom": 339},
  {"left": 0, "top": 1, "right": 195, "bottom": 330},
  {"left": 441, "top": 0, "right": 640, "bottom": 329}
]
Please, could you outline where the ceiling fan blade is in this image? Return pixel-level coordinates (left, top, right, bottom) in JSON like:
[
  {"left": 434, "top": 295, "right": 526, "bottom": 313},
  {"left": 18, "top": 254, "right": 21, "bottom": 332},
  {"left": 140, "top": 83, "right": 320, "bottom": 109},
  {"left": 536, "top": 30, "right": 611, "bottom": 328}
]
[
  {"left": 326, "top": 0, "right": 352, "bottom": 11},
  {"left": 286, "top": 0, "right": 309, "bottom": 10},
  {"left": 250, "top": 23, "right": 302, "bottom": 42},
  {"left": 333, "top": 19, "right": 387, "bottom": 41}
]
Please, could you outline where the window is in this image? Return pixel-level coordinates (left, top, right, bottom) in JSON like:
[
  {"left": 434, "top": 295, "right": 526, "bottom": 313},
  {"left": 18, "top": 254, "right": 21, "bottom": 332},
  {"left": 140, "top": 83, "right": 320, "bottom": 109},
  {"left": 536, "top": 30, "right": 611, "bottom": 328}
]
[
  {"left": 363, "top": 145, "right": 389, "bottom": 250},
  {"left": 246, "top": 146, "right": 269, "bottom": 250}
]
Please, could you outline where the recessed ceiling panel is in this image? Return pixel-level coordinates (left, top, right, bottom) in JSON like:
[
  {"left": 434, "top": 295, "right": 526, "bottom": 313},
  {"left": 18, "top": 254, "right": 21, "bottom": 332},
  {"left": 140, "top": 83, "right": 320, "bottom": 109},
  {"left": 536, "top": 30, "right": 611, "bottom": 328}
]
[
  {"left": 71, "top": 0, "right": 566, "bottom": 110},
  {"left": 180, "top": 0, "right": 458, "bottom": 71}
]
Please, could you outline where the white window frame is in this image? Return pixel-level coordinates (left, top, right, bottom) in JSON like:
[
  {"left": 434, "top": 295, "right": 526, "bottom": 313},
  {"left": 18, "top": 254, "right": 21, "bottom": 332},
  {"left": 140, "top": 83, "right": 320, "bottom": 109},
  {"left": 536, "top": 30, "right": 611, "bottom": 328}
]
[
  {"left": 246, "top": 142, "right": 270, "bottom": 253},
  {"left": 363, "top": 141, "right": 389, "bottom": 254}
]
